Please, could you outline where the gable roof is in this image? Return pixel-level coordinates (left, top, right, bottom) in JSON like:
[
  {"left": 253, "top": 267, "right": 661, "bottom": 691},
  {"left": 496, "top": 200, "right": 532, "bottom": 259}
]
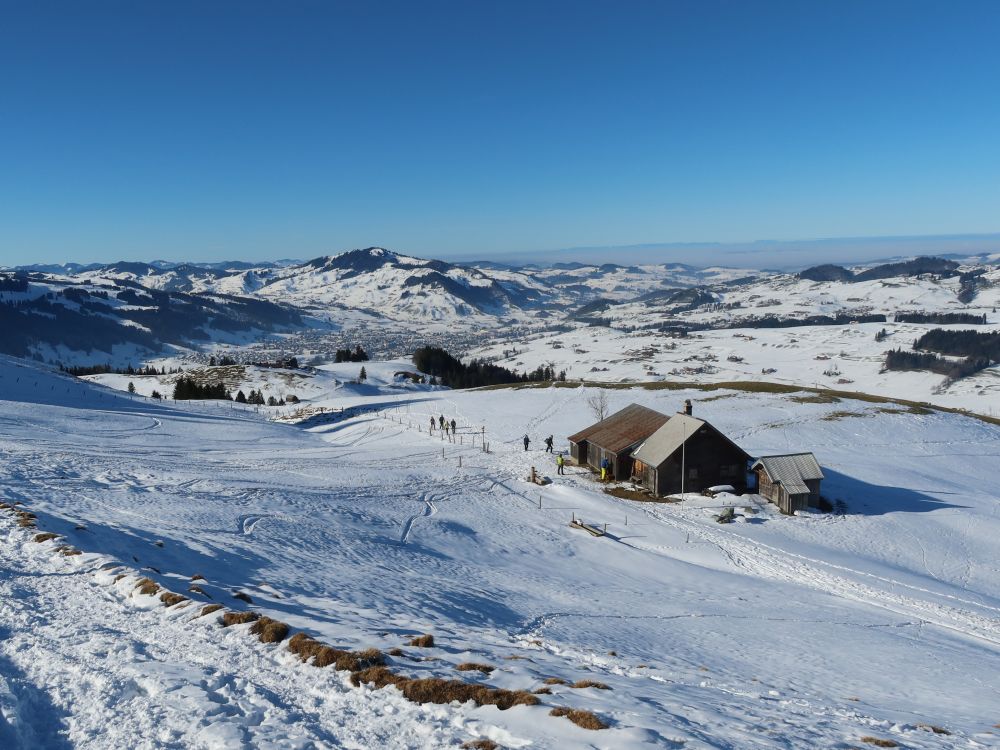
[
  {"left": 752, "top": 453, "right": 824, "bottom": 496},
  {"left": 567, "top": 403, "right": 670, "bottom": 454}
]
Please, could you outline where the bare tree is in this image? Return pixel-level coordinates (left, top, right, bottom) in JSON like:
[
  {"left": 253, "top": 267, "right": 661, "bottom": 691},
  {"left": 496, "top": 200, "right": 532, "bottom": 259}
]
[{"left": 586, "top": 389, "right": 609, "bottom": 422}]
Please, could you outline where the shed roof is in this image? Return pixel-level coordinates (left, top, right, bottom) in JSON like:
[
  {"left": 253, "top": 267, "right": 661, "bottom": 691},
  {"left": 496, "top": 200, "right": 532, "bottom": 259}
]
[
  {"left": 752, "top": 453, "right": 823, "bottom": 496},
  {"left": 631, "top": 413, "right": 706, "bottom": 466},
  {"left": 567, "top": 403, "right": 670, "bottom": 454}
]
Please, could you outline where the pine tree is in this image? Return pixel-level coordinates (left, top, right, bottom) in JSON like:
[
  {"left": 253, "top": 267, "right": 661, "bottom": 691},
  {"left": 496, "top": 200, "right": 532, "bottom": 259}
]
[
  {"left": 359, "top": 366, "right": 367, "bottom": 382},
  {"left": 127, "top": 381, "right": 136, "bottom": 394},
  {"left": 235, "top": 390, "right": 247, "bottom": 403}
]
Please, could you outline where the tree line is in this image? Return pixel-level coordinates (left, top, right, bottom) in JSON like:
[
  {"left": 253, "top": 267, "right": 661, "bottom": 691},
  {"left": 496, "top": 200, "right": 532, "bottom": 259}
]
[
  {"left": 412, "top": 346, "right": 565, "bottom": 388},
  {"left": 334, "top": 346, "right": 369, "bottom": 363},
  {"left": 62, "top": 363, "right": 183, "bottom": 376},
  {"left": 894, "top": 312, "right": 987, "bottom": 325}
]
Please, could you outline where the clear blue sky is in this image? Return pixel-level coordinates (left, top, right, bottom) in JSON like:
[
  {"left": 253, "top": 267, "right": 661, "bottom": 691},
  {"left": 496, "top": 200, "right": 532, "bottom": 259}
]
[{"left": 2, "top": 0, "right": 999, "bottom": 266}]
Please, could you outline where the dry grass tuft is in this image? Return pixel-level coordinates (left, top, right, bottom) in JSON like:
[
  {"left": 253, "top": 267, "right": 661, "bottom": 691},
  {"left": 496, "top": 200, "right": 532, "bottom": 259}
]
[
  {"left": 456, "top": 662, "right": 494, "bottom": 674},
  {"left": 351, "top": 667, "right": 539, "bottom": 710},
  {"left": 232, "top": 591, "right": 253, "bottom": 604},
  {"left": 159, "top": 592, "right": 188, "bottom": 607},
  {"left": 860, "top": 738, "right": 898, "bottom": 748},
  {"left": 16, "top": 513, "right": 37, "bottom": 528},
  {"left": 188, "top": 585, "right": 210, "bottom": 597},
  {"left": 57, "top": 546, "right": 82, "bottom": 557},
  {"left": 408, "top": 633, "right": 435, "bottom": 648},
  {"left": 549, "top": 707, "right": 608, "bottom": 730},
  {"left": 221, "top": 611, "right": 260, "bottom": 627},
  {"left": 286, "top": 633, "right": 385, "bottom": 671},
  {"left": 249, "top": 617, "right": 290, "bottom": 644},
  {"left": 571, "top": 679, "right": 610, "bottom": 690},
  {"left": 198, "top": 604, "right": 224, "bottom": 618},
  {"left": 915, "top": 724, "right": 950, "bottom": 735},
  {"left": 191, "top": 573, "right": 206, "bottom": 581},
  {"left": 113, "top": 574, "right": 127, "bottom": 583},
  {"left": 462, "top": 741, "right": 499, "bottom": 750},
  {"left": 387, "top": 647, "right": 404, "bottom": 657},
  {"left": 532, "top": 687, "right": 552, "bottom": 695},
  {"left": 503, "top": 655, "right": 528, "bottom": 661},
  {"left": 543, "top": 677, "right": 567, "bottom": 685},
  {"left": 135, "top": 578, "right": 160, "bottom": 596},
  {"left": 33, "top": 532, "right": 59, "bottom": 543}
]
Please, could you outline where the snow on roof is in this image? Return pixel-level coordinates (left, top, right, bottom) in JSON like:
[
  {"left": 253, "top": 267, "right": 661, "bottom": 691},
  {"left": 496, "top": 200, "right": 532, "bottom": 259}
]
[
  {"left": 567, "top": 403, "right": 670, "bottom": 454},
  {"left": 752, "top": 453, "right": 824, "bottom": 496},
  {"left": 631, "top": 413, "right": 705, "bottom": 465}
]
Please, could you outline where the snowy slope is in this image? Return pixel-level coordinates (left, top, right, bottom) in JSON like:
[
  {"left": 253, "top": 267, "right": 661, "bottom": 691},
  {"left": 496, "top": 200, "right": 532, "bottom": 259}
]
[{"left": 1, "top": 355, "right": 999, "bottom": 748}]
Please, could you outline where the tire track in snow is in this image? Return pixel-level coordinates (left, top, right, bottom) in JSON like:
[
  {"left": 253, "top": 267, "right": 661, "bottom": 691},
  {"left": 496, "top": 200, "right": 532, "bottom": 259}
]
[{"left": 399, "top": 493, "right": 438, "bottom": 544}]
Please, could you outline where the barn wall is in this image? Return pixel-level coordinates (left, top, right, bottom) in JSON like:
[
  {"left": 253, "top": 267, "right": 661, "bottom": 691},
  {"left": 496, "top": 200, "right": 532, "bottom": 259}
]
[
  {"left": 653, "top": 430, "right": 749, "bottom": 496},
  {"left": 806, "top": 478, "right": 822, "bottom": 506}
]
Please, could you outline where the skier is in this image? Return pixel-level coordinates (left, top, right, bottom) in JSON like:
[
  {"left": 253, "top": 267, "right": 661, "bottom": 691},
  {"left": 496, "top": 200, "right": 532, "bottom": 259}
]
[
  {"left": 556, "top": 453, "right": 565, "bottom": 475},
  {"left": 523, "top": 434, "right": 530, "bottom": 451},
  {"left": 544, "top": 435, "right": 554, "bottom": 453},
  {"left": 450, "top": 418, "right": 457, "bottom": 434}
]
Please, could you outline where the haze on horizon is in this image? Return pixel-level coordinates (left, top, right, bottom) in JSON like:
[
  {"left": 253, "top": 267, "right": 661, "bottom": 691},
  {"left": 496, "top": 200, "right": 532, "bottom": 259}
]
[{"left": 2, "top": 1, "right": 999, "bottom": 268}]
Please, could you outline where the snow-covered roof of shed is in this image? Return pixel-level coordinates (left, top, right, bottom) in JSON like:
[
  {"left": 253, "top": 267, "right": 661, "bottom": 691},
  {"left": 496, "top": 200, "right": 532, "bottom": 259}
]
[
  {"left": 752, "top": 453, "right": 824, "bottom": 496},
  {"left": 631, "top": 413, "right": 706, "bottom": 465}
]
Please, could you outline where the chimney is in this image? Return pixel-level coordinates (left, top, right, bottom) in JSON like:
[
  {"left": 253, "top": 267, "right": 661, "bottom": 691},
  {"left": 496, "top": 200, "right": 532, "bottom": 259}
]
[{"left": 682, "top": 399, "right": 692, "bottom": 416}]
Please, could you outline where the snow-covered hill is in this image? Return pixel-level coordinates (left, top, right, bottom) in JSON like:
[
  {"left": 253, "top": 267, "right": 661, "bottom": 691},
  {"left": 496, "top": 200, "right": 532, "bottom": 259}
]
[{"left": 1, "top": 355, "right": 999, "bottom": 747}]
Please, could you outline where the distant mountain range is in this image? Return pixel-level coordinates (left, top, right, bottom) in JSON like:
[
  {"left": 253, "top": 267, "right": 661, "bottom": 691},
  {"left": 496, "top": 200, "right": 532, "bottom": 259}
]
[{"left": 0, "top": 247, "right": 995, "bottom": 365}]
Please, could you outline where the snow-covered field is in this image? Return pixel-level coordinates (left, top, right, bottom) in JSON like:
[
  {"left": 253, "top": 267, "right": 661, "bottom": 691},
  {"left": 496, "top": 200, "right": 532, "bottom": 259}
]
[{"left": 2, "top": 355, "right": 999, "bottom": 748}]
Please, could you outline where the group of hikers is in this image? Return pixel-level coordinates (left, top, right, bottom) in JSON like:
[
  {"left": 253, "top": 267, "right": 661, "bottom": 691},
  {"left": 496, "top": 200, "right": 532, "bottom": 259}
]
[
  {"left": 522, "top": 433, "right": 565, "bottom": 475},
  {"left": 429, "top": 414, "right": 458, "bottom": 435}
]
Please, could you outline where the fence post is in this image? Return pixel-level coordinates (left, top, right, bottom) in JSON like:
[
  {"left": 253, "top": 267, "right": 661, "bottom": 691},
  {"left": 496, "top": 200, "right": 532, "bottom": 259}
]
[
  {"left": 459, "top": 455, "right": 462, "bottom": 468},
  {"left": 442, "top": 447, "right": 445, "bottom": 459}
]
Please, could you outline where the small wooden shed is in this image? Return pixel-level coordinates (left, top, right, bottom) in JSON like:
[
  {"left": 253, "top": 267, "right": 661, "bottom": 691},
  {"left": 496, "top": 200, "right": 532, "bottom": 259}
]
[
  {"left": 751, "top": 453, "right": 824, "bottom": 514},
  {"left": 631, "top": 413, "right": 751, "bottom": 496},
  {"left": 567, "top": 403, "right": 670, "bottom": 480}
]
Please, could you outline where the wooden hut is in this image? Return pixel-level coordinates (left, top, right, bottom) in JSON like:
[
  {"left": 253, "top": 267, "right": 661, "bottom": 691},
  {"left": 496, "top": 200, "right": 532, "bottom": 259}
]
[
  {"left": 751, "top": 453, "right": 824, "bottom": 514},
  {"left": 567, "top": 404, "right": 670, "bottom": 480},
  {"left": 631, "top": 413, "right": 751, "bottom": 496}
]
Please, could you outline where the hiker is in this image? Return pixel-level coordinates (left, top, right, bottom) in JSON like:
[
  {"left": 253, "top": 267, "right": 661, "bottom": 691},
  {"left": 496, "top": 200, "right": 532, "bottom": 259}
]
[
  {"left": 429, "top": 417, "right": 435, "bottom": 432},
  {"left": 439, "top": 415, "right": 445, "bottom": 429},
  {"left": 450, "top": 418, "right": 457, "bottom": 433},
  {"left": 556, "top": 453, "right": 565, "bottom": 475},
  {"left": 544, "top": 435, "right": 554, "bottom": 453},
  {"left": 523, "top": 434, "right": 530, "bottom": 451},
  {"left": 600, "top": 456, "right": 610, "bottom": 481}
]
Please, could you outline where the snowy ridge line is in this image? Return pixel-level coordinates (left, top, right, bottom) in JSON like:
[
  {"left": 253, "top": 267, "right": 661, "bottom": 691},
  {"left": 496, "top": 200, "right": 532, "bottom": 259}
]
[
  {"left": 0, "top": 503, "right": 589, "bottom": 744},
  {"left": 637, "top": 505, "right": 1000, "bottom": 648}
]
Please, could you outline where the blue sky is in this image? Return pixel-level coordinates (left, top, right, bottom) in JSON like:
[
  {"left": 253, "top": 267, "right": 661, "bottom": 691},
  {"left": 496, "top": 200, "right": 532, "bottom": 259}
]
[{"left": 1, "top": 0, "right": 999, "bottom": 266}]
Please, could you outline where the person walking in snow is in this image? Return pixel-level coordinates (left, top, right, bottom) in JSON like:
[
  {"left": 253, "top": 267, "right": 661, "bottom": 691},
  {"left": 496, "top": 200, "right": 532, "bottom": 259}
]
[
  {"left": 523, "top": 434, "right": 530, "bottom": 451},
  {"left": 544, "top": 435, "right": 554, "bottom": 453},
  {"left": 556, "top": 453, "right": 565, "bottom": 475},
  {"left": 450, "top": 418, "right": 457, "bottom": 434},
  {"left": 439, "top": 415, "right": 445, "bottom": 430},
  {"left": 429, "top": 417, "right": 435, "bottom": 432}
]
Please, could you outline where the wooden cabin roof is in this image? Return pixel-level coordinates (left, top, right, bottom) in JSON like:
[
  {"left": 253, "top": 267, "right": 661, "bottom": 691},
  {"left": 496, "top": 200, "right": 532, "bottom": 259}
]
[
  {"left": 752, "top": 453, "right": 823, "bottom": 496},
  {"left": 567, "top": 403, "right": 670, "bottom": 454}
]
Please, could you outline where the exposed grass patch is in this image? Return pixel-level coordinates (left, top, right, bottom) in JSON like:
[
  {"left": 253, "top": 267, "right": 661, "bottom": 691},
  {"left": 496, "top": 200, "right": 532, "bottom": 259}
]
[
  {"left": 286, "top": 633, "right": 386, "bottom": 671},
  {"left": 543, "top": 677, "right": 568, "bottom": 685},
  {"left": 532, "top": 687, "right": 552, "bottom": 695},
  {"left": 232, "top": 591, "right": 253, "bottom": 604},
  {"left": 249, "top": 616, "right": 290, "bottom": 644},
  {"left": 462, "top": 741, "right": 499, "bottom": 750},
  {"left": 198, "top": 604, "right": 224, "bottom": 618},
  {"left": 548, "top": 707, "right": 608, "bottom": 730},
  {"left": 456, "top": 662, "right": 494, "bottom": 674},
  {"left": 159, "top": 592, "right": 188, "bottom": 607},
  {"left": 33, "top": 532, "right": 59, "bottom": 543},
  {"left": 188, "top": 585, "right": 210, "bottom": 597},
  {"left": 571, "top": 679, "right": 610, "bottom": 690},
  {"left": 915, "top": 723, "right": 950, "bottom": 735},
  {"left": 860, "top": 737, "right": 898, "bottom": 748},
  {"left": 351, "top": 666, "right": 538, "bottom": 710},
  {"left": 113, "top": 574, "right": 126, "bottom": 583},
  {"left": 387, "top": 647, "right": 404, "bottom": 657},
  {"left": 603, "top": 486, "right": 661, "bottom": 502},
  {"left": 788, "top": 393, "right": 840, "bottom": 404},
  {"left": 821, "top": 410, "right": 869, "bottom": 421},
  {"left": 57, "top": 546, "right": 82, "bottom": 557},
  {"left": 408, "top": 633, "right": 434, "bottom": 648},
  {"left": 503, "top": 655, "right": 528, "bottom": 661},
  {"left": 190, "top": 573, "right": 206, "bottom": 581},
  {"left": 135, "top": 578, "right": 160, "bottom": 596},
  {"left": 221, "top": 611, "right": 260, "bottom": 627}
]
